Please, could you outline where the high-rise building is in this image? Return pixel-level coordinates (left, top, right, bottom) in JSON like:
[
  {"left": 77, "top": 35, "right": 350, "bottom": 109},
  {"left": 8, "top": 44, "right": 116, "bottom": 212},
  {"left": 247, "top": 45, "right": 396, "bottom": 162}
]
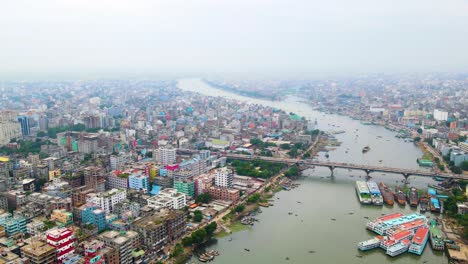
[
  {"left": 84, "top": 166, "right": 106, "bottom": 192},
  {"left": 0, "top": 110, "right": 21, "bottom": 145},
  {"left": 46, "top": 227, "right": 76, "bottom": 263},
  {"left": 147, "top": 188, "right": 187, "bottom": 210},
  {"left": 155, "top": 147, "right": 176, "bottom": 165},
  {"left": 433, "top": 109, "right": 448, "bottom": 121},
  {"left": 39, "top": 116, "right": 49, "bottom": 131},
  {"left": 215, "top": 167, "right": 233, "bottom": 188},
  {"left": 173, "top": 180, "right": 195, "bottom": 197},
  {"left": 17, "top": 116, "right": 30, "bottom": 136}
]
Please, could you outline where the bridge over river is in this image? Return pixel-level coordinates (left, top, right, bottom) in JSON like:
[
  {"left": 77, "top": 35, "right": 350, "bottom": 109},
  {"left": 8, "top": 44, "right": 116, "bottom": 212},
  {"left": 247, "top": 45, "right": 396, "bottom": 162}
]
[{"left": 225, "top": 153, "right": 467, "bottom": 181}]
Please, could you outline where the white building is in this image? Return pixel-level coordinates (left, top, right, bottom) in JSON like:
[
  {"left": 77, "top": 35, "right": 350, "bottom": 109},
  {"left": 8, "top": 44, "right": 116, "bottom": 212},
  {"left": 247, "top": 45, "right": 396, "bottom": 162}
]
[
  {"left": 155, "top": 147, "right": 176, "bottom": 165},
  {"left": 147, "top": 188, "right": 186, "bottom": 210},
  {"left": 27, "top": 219, "right": 45, "bottom": 237},
  {"left": 433, "top": 109, "right": 448, "bottom": 121},
  {"left": 87, "top": 188, "right": 127, "bottom": 214},
  {"left": 0, "top": 111, "right": 21, "bottom": 146},
  {"left": 215, "top": 167, "right": 233, "bottom": 188}
]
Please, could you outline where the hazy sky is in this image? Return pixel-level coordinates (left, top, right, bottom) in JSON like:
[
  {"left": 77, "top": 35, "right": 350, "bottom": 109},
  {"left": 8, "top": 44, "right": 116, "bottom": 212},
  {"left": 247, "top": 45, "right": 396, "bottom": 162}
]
[{"left": 1, "top": 0, "right": 468, "bottom": 78}]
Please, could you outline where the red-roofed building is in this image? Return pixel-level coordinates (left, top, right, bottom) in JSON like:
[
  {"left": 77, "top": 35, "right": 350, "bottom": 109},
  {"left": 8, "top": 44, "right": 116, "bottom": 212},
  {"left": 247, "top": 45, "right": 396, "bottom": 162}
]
[{"left": 46, "top": 227, "right": 75, "bottom": 263}]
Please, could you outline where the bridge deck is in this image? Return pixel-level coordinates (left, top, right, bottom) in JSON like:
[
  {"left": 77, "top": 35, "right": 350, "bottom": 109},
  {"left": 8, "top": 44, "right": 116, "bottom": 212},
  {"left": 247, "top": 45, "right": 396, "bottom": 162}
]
[{"left": 225, "top": 154, "right": 465, "bottom": 180}]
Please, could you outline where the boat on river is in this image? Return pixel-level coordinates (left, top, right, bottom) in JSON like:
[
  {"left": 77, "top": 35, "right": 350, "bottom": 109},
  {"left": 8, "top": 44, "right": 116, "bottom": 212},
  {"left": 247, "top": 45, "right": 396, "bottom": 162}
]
[
  {"left": 429, "top": 220, "right": 444, "bottom": 251},
  {"left": 408, "top": 227, "right": 429, "bottom": 255},
  {"left": 378, "top": 182, "right": 394, "bottom": 205},
  {"left": 355, "top": 181, "right": 372, "bottom": 204},
  {"left": 407, "top": 187, "right": 419, "bottom": 207},
  {"left": 367, "top": 181, "right": 383, "bottom": 205},
  {"left": 362, "top": 146, "right": 370, "bottom": 153},
  {"left": 358, "top": 236, "right": 383, "bottom": 251},
  {"left": 394, "top": 187, "right": 406, "bottom": 206}
]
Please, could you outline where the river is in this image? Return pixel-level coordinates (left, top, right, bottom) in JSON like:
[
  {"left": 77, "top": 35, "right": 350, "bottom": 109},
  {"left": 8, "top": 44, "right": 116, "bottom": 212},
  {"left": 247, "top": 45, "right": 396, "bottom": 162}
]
[{"left": 177, "top": 78, "right": 447, "bottom": 264}]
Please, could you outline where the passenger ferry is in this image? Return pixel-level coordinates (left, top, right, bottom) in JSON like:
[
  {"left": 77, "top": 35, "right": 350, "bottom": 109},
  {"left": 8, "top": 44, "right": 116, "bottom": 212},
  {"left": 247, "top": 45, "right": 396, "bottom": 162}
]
[
  {"left": 372, "top": 214, "right": 426, "bottom": 235},
  {"left": 386, "top": 219, "right": 428, "bottom": 236},
  {"left": 408, "top": 227, "right": 429, "bottom": 255},
  {"left": 355, "top": 181, "right": 372, "bottom": 204},
  {"left": 381, "top": 230, "right": 414, "bottom": 250},
  {"left": 367, "top": 181, "right": 383, "bottom": 205},
  {"left": 358, "top": 236, "right": 383, "bottom": 251},
  {"left": 429, "top": 220, "right": 445, "bottom": 251},
  {"left": 366, "top": 213, "right": 404, "bottom": 232},
  {"left": 386, "top": 239, "right": 411, "bottom": 257}
]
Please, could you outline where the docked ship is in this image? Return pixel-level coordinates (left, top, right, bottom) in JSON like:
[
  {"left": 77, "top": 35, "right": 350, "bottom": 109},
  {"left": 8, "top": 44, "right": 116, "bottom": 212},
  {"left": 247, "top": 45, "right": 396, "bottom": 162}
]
[
  {"left": 371, "top": 214, "right": 426, "bottom": 235},
  {"left": 362, "top": 146, "right": 371, "bottom": 153},
  {"left": 386, "top": 219, "right": 428, "bottom": 236},
  {"left": 430, "top": 197, "right": 441, "bottom": 213},
  {"left": 381, "top": 230, "right": 414, "bottom": 250},
  {"left": 378, "top": 182, "right": 394, "bottom": 205},
  {"left": 358, "top": 236, "right": 383, "bottom": 251},
  {"left": 367, "top": 181, "right": 383, "bottom": 205},
  {"left": 355, "top": 181, "right": 372, "bottom": 205},
  {"left": 407, "top": 187, "right": 419, "bottom": 207},
  {"left": 386, "top": 239, "right": 411, "bottom": 257},
  {"left": 419, "top": 195, "right": 429, "bottom": 213},
  {"left": 366, "top": 213, "right": 404, "bottom": 232},
  {"left": 394, "top": 187, "right": 406, "bottom": 206},
  {"left": 408, "top": 227, "right": 429, "bottom": 255},
  {"left": 429, "top": 220, "right": 445, "bottom": 251}
]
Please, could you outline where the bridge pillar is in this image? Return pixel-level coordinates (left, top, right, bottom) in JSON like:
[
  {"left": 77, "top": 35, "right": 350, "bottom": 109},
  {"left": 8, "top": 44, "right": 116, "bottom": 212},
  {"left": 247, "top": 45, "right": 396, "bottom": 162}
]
[
  {"left": 329, "top": 166, "right": 335, "bottom": 177},
  {"left": 364, "top": 169, "right": 372, "bottom": 179},
  {"left": 402, "top": 173, "right": 410, "bottom": 184}
]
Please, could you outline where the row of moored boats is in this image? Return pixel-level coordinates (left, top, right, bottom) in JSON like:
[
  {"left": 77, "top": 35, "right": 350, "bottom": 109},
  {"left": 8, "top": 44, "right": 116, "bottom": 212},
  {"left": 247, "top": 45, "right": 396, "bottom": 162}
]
[{"left": 355, "top": 181, "right": 442, "bottom": 213}]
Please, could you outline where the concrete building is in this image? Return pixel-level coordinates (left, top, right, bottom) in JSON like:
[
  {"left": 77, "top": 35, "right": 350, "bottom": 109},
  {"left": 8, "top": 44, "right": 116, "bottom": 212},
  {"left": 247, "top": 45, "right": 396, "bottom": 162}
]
[
  {"left": 84, "top": 166, "right": 106, "bottom": 192},
  {"left": 146, "top": 188, "right": 186, "bottom": 210},
  {"left": 433, "top": 109, "right": 448, "bottom": 121},
  {"left": 0, "top": 111, "right": 21, "bottom": 146},
  {"left": 194, "top": 173, "right": 215, "bottom": 196},
  {"left": 106, "top": 172, "right": 129, "bottom": 190},
  {"left": 0, "top": 213, "right": 27, "bottom": 236},
  {"left": 87, "top": 189, "right": 127, "bottom": 214},
  {"left": 155, "top": 147, "right": 176, "bottom": 165},
  {"left": 17, "top": 116, "right": 30, "bottom": 136},
  {"left": 215, "top": 167, "right": 233, "bottom": 188},
  {"left": 208, "top": 186, "right": 240, "bottom": 201},
  {"left": 173, "top": 180, "right": 195, "bottom": 197},
  {"left": 128, "top": 172, "right": 149, "bottom": 192},
  {"left": 46, "top": 227, "right": 75, "bottom": 263},
  {"left": 97, "top": 230, "right": 139, "bottom": 264},
  {"left": 21, "top": 240, "right": 56, "bottom": 264},
  {"left": 132, "top": 210, "right": 186, "bottom": 252}
]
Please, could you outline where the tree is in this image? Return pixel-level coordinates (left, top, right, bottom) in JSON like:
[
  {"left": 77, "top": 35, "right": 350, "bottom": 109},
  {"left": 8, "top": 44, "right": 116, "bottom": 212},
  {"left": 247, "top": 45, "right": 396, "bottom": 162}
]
[
  {"left": 451, "top": 166, "right": 462, "bottom": 174},
  {"left": 37, "top": 131, "right": 46, "bottom": 137},
  {"left": 461, "top": 161, "right": 468, "bottom": 171},
  {"left": 204, "top": 222, "right": 217, "bottom": 236},
  {"left": 413, "top": 136, "right": 421, "bottom": 142},
  {"left": 195, "top": 193, "right": 213, "bottom": 204},
  {"left": 193, "top": 210, "right": 203, "bottom": 222},
  {"left": 280, "top": 143, "right": 291, "bottom": 150},
  {"left": 247, "top": 193, "right": 261, "bottom": 203},
  {"left": 417, "top": 128, "right": 423, "bottom": 134},
  {"left": 182, "top": 236, "right": 193, "bottom": 247},
  {"left": 234, "top": 204, "right": 245, "bottom": 213}
]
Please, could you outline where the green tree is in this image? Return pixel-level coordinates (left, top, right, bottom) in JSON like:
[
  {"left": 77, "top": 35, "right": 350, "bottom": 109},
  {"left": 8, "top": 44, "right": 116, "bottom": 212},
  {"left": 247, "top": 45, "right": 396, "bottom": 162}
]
[
  {"left": 461, "top": 161, "right": 468, "bottom": 171},
  {"left": 195, "top": 193, "right": 213, "bottom": 204},
  {"left": 234, "top": 204, "right": 245, "bottom": 213},
  {"left": 247, "top": 193, "right": 261, "bottom": 203},
  {"left": 181, "top": 236, "right": 193, "bottom": 247},
  {"left": 204, "top": 222, "right": 217, "bottom": 236},
  {"left": 417, "top": 128, "right": 423, "bottom": 134},
  {"left": 193, "top": 210, "right": 203, "bottom": 222}
]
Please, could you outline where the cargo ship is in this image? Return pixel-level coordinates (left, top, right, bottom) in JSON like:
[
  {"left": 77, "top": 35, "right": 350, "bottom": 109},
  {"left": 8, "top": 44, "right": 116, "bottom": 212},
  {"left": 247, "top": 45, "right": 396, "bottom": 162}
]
[
  {"left": 386, "top": 239, "right": 411, "bottom": 257},
  {"left": 358, "top": 236, "right": 383, "bottom": 251},
  {"left": 419, "top": 195, "right": 429, "bottom": 213},
  {"left": 355, "top": 181, "right": 372, "bottom": 204},
  {"left": 408, "top": 227, "right": 429, "bottom": 255},
  {"left": 430, "top": 197, "right": 440, "bottom": 213},
  {"left": 367, "top": 181, "right": 383, "bottom": 205},
  {"left": 429, "top": 220, "right": 444, "bottom": 251},
  {"left": 378, "top": 182, "right": 394, "bottom": 205},
  {"left": 394, "top": 187, "right": 406, "bottom": 206},
  {"left": 366, "top": 213, "right": 404, "bottom": 232},
  {"left": 407, "top": 187, "right": 419, "bottom": 207}
]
